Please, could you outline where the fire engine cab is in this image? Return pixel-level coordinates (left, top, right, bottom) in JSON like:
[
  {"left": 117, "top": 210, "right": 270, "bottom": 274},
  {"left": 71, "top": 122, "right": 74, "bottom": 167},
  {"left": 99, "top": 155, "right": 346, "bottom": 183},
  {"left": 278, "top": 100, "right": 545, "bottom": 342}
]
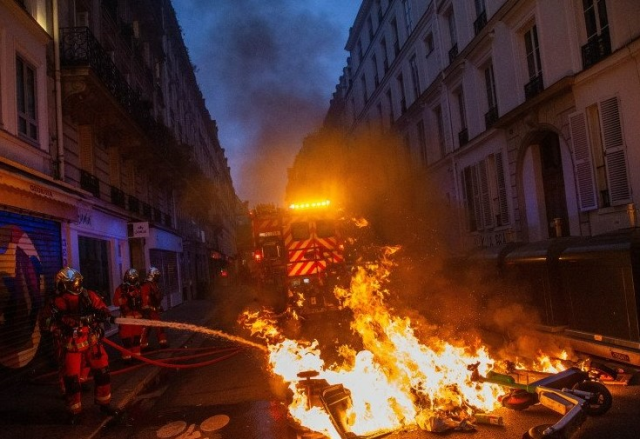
[{"left": 250, "top": 200, "right": 349, "bottom": 315}]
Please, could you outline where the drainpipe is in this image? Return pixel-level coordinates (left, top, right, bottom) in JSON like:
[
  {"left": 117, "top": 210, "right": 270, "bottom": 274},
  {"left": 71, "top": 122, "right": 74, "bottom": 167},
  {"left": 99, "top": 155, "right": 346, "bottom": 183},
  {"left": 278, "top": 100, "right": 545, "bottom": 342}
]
[{"left": 52, "top": 0, "right": 65, "bottom": 180}]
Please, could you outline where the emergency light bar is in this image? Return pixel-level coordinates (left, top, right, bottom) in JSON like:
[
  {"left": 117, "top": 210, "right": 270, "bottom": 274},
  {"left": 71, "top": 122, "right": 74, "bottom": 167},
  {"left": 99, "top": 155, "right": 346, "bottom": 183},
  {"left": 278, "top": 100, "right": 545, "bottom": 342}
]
[{"left": 289, "top": 200, "right": 331, "bottom": 210}]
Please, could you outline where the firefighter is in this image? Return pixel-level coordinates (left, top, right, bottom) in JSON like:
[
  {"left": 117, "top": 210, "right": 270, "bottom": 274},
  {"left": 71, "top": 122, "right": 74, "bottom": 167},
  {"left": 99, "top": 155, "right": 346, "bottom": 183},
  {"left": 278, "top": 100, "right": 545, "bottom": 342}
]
[
  {"left": 49, "top": 267, "right": 119, "bottom": 424},
  {"left": 140, "top": 266, "right": 169, "bottom": 350},
  {"left": 113, "top": 268, "right": 144, "bottom": 362}
]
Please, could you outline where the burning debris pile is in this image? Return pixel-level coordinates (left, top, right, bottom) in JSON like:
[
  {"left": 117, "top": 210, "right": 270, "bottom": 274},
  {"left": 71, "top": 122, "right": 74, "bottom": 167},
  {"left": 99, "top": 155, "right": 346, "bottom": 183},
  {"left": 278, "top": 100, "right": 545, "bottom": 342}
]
[{"left": 240, "top": 245, "right": 609, "bottom": 439}]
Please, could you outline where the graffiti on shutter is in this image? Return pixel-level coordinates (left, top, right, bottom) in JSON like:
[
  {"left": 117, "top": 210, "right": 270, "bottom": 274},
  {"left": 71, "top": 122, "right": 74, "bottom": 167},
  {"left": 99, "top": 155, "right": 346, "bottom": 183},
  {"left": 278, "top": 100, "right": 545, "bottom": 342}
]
[
  {"left": 569, "top": 112, "right": 598, "bottom": 211},
  {"left": 0, "top": 210, "right": 62, "bottom": 372}
]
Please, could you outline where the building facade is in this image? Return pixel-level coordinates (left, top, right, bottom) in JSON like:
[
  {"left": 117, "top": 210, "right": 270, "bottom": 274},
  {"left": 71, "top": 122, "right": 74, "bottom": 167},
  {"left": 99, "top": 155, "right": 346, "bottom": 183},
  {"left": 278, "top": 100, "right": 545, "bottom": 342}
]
[
  {"left": 326, "top": 0, "right": 640, "bottom": 252},
  {"left": 0, "top": 0, "right": 238, "bottom": 375}
]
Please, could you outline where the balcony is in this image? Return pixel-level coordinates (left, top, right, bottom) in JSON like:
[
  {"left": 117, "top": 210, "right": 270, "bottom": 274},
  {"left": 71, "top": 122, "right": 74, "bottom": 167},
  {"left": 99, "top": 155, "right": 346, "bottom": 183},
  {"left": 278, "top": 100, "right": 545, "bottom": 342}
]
[
  {"left": 524, "top": 73, "right": 544, "bottom": 100},
  {"left": 448, "top": 44, "right": 458, "bottom": 65},
  {"left": 80, "top": 170, "right": 100, "bottom": 198},
  {"left": 581, "top": 29, "right": 611, "bottom": 69},
  {"left": 474, "top": 11, "right": 487, "bottom": 36},
  {"left": 59, "top": 27, "right": 154, "bottom": 132},
  {"left": 484, "top": 106, "right": 499, "bottom": 129}
]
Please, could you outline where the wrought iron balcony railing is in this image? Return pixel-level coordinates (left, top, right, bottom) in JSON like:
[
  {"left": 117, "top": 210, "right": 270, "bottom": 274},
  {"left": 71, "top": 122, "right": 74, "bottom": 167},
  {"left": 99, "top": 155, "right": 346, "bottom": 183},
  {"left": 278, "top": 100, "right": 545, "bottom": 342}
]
[
  {"left": 59, "top": 27, "right": 154, "bottom": 131},
  {"left": 484, "top": 105, "right": 499, "bottom": 129},
  {"left": 80, "top": 170, "right": 100, "bottom": 198},
  {"left": 110, "top": 185, "right": 126, "bottom": 208},
  {"left": 581, "top": 29, "right": 611, "bottom": 69},
  {"left": 524, "top": 73, "right": 544, "bottom": 100},
  {"left": 474, "top": 11, "right": 487, "bottom": 36}
]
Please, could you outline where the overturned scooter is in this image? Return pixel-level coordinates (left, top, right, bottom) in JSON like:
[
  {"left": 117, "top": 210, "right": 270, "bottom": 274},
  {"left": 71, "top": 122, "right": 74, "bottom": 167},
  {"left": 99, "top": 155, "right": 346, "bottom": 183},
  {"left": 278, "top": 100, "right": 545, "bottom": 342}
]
[{"left": 469, "top": 363, "right": 612, "bottom": 438}]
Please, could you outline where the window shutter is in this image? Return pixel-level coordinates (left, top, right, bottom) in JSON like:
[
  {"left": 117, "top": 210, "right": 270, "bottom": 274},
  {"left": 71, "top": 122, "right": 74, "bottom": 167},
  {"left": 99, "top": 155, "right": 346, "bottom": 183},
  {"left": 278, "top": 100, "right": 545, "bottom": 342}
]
[
  {"left": 569, "top": 112, "right": 598, "bottom": 211},
  {"left": 478, "top": 159, "right": 494, "bottom": 228},
  {"left": 599, "top": 96, "right": 631, "bottom": 205},
  {"left": 495, "top": 152, "right": 509, "bottom": 225}
]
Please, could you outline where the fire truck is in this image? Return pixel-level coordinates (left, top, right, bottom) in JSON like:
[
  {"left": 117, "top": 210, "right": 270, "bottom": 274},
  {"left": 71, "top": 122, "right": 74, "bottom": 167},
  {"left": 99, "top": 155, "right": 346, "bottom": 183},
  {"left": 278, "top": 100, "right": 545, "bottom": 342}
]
[{"left": 250, "top": 200, "right": 350, "bottom": 315}]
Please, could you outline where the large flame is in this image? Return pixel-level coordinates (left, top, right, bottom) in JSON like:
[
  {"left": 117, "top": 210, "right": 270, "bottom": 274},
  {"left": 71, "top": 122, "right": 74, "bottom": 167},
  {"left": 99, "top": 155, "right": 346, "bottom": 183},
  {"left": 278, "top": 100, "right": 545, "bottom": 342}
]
[{"left": 240, "top": 246, "right": 571, "bottom": 438}]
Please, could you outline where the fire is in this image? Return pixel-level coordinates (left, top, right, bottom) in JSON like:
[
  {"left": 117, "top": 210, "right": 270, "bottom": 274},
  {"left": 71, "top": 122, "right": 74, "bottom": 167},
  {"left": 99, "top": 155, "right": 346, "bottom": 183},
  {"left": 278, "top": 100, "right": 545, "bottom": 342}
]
[{"left": 239, "top": 246, "right": 569, "bottom": 438}]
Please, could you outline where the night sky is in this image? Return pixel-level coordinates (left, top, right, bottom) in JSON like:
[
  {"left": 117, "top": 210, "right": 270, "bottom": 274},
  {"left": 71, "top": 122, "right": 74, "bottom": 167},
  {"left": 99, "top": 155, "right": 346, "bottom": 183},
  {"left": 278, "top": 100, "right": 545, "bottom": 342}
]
[{"left": 172, "top": 1, "right": 361, "bottom": 206}]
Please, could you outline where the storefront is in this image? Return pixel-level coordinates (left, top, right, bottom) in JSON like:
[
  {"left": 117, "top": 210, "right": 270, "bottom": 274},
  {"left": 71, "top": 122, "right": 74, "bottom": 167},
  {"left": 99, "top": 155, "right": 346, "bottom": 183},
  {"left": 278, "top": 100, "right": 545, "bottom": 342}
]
[
  {"left": 0, "top": 170, "right": 79, "bottom": 375},
  {"left": 129, "top": 222, "right": 182, "bottom": 308}
]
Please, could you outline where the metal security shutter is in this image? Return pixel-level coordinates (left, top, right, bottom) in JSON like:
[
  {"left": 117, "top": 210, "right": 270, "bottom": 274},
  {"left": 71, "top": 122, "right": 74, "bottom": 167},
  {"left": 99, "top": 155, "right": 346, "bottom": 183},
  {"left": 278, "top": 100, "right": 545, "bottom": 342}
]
[
  {"left": 0, "top": 210, "right": 62, "bottom": 377},
  {"left": 149, "top": 249, "right": 179, "bottom": 308}
]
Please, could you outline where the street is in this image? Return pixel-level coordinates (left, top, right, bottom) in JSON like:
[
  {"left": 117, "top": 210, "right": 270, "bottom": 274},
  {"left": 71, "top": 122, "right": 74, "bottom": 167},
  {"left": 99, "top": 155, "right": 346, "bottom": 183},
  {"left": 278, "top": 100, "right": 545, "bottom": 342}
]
[{"left": 94, "top": 281, "right": 640, "bottom": 439}]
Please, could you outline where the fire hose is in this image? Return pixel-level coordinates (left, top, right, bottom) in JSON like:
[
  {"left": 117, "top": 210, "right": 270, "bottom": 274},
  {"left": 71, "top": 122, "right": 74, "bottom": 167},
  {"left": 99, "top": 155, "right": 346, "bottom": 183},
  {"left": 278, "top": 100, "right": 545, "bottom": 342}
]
[{"left": 101, "top": 337, "right": 242, "bottom": 370}]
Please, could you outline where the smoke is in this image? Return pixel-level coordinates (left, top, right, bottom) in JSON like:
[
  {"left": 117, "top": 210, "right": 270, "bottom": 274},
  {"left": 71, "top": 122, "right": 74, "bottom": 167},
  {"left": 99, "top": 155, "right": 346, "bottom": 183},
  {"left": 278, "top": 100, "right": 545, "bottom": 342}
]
[{"left": 173, "top": 0, "right": 360, "bottom": 205}]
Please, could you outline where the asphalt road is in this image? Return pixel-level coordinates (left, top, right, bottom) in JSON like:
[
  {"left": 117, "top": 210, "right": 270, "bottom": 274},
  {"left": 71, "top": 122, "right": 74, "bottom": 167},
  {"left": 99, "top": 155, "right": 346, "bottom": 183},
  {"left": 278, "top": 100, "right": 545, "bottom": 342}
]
[{"left": 95, "top": 314, "right": 640, "bottom": 439}]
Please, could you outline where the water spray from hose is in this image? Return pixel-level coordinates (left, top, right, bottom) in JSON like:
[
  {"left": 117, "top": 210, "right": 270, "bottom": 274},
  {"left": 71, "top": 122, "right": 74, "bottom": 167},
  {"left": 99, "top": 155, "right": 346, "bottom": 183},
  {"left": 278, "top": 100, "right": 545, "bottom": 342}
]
[{"left": 115, "top": 317, "right": 268, "bottom": 352}]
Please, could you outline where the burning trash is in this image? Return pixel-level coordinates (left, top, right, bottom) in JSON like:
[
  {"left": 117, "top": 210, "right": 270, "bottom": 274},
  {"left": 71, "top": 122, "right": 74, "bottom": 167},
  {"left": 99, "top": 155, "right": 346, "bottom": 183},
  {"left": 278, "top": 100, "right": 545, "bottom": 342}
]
[{"left": 239, "top": 246, "right": 612, "bottom": 439}]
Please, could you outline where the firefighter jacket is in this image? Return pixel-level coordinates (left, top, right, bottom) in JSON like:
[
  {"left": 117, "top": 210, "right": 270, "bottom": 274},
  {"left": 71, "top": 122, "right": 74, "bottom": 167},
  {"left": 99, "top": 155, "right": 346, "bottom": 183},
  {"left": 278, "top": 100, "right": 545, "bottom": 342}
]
[
  {"left": 113, "top": 283, "right": 143, "bottom": 318},
  {"left": 141, "top": 281, "right": 163, "bottom": 314},
  {"left": 52, "top": 289, "right": 110, "bottom": 353}
]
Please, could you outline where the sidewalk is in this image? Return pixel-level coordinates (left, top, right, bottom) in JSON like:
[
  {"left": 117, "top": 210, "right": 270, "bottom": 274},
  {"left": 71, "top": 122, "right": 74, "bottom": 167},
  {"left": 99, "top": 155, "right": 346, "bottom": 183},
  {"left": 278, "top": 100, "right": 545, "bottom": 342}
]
[{"left": 0, "top": 299, "right": 217, "bottom": 439}]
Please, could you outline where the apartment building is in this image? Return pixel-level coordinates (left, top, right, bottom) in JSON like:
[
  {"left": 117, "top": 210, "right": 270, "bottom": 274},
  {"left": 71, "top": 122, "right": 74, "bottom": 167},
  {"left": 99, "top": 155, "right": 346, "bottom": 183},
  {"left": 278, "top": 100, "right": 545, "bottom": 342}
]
[
  {"left": 326, "top": 0, "right": 640, "bottom": 252},
  {"left": 0, "top": 0, "right": 238, "bottom": 373}
]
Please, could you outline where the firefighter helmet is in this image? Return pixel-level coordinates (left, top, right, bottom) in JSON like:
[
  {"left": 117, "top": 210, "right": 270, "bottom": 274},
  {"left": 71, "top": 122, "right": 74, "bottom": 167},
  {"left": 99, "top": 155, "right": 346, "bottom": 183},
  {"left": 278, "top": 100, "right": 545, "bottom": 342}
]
[
  {"left": 56, "top": 267, "right": 84, "bottom": 295},
  {"left": 123, "top": 268, "right": 140, "bottom": 287},
  {"left": 147, "top": 266, "right": 161, "bottom": 282}
]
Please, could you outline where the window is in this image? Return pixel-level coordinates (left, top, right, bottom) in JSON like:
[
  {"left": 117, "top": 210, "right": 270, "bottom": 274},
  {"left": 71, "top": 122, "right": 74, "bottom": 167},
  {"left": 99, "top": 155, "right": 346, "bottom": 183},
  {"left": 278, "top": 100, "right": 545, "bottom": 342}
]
[
  {"left": 484, "top": 63, "right": 498, "bottom": 128},
  {"left": 474, "top": 0, "right": 487, "bottom": 34},
  {"left": 16, "top": 56, "right": 38, "bottom": 142},
  {"left": 291, "top": 222, "right": 311, "bottom": 241},
  {"left": 391, "top": 18, "right": 400, "bottom": 56},
  {"left": 447, "top": 9, "right": 458, "bottom": 62},
  {"left": 569, "top": 96, "right": 630, "bottom": 211},
  {"left": 524, "top": 25, "right": 544, "bottom": 99},
  {"left": 403, "top": 0, "right": 413, "bottom": 34},
  {"left": 368, "top": 15, "right": 374, "bottom": 41},
  {"left": 456, "top": 88, "right": 468, "bottom": 147},
  {"left": 372, "top": 55, "right": 380, "bottom": 86},
  {"left": 581, "top": 0, "right": 610, "bottom": 67},
  {"left": 417, "top": 120, "right": 427, "bottom": 165},
  {"left": 381, "top": 38, "right": 389, "bottom": 73},
  {"left": 584, "top": 0, "right": 609, "bottom": 42},
  {"left": 376, "top": 0, "right": 383, "bottom": 23},
  {"left": 409, "top": 55, "right": 421, "bottom": 101},
  {"left": 524, "top": 25, "right": 542, "bottom": 80},
  {"left": 461, "top": 153, "right": 509, "bottom": 232}
]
